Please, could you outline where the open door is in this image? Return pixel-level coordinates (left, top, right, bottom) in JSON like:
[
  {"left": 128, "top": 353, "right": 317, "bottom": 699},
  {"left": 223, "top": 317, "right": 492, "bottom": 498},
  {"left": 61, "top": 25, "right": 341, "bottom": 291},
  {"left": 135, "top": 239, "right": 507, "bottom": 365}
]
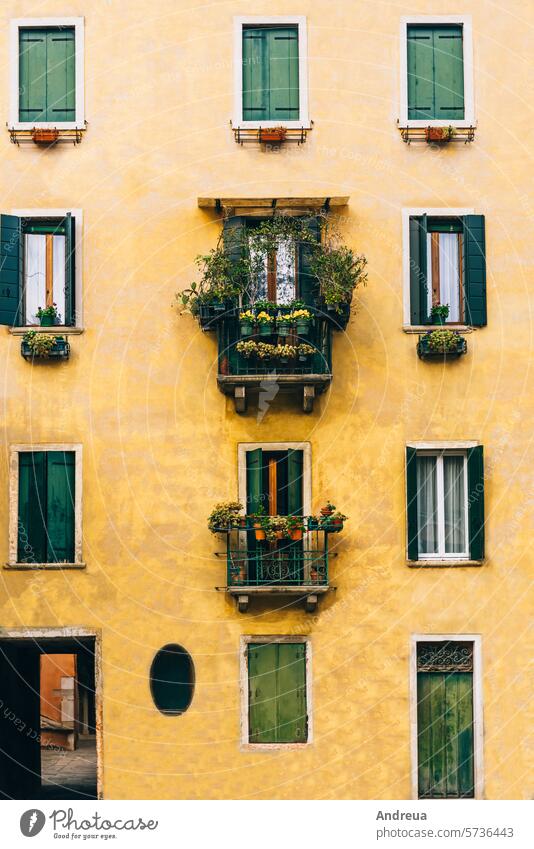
[{"left": 0, "top": 643, "right": 41, "bottom": 799}]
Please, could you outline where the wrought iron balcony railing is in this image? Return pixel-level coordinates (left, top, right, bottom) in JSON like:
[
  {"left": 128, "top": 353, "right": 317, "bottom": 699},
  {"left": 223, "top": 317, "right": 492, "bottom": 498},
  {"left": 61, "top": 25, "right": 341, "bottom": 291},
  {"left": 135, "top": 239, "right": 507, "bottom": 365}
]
[{"left": 227, "top": 546, "right": 328, "bottom": 587}]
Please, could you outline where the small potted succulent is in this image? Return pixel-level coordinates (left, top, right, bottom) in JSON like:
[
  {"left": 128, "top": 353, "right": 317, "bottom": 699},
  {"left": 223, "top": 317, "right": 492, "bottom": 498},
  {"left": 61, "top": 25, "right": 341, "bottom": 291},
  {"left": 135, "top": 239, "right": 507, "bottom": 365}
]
[
  {"left": 430, "top": 303, "right": 450, "bottom": 326},
  {"left": 292, "top": 309, "right": 313, "bottom": 336},
  {"left": 259, "top": 126, "right": 287, "bottom": 144},
  {"left": 239, "top": 310, "right": 256, "bottom": 337},
  {"left": 207, "top": 501, "right": 244, "bottom": 533},
  {"left": 36, "top": 304, "right": 60, "bottom": 327},
  {"left": 425, "top": 125, "right": 455, "bottom": 143},
  {"left": 256, "top": 311, "right": 274, "bottom": 337},
  {"left": 287, "top": 515, "right": 305, "bottom": 541}
]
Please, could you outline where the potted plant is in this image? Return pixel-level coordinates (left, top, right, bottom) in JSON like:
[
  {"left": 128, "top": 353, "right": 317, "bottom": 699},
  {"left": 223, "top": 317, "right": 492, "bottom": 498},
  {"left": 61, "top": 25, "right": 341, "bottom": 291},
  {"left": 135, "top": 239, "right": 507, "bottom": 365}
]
[
  {"left": 256, "top": 311, "right": 274, "bottom": 337},
  {"left": 292, "top": 308, "right": 313, "bottom": 336},
  {"left": 274, "top": 343, "right": 298, "bottom": 364},
  {"left": 425, "top": 125, "right": 455, "bottom": 143},
  {"left": 325, "top": 510, "right": 348, "bottom": 532},
  {"left": 32, "top": 128, "right": 59, "bottom": 145},
  {"left": 287, "top": 515, "right": 305, "bottom": 541},
  {"left": 36, "top": 304, "right": 60, "bottom": 327},
  {"left": 239, "top": 310, "right": 256, "bottom": 337},
  {"left": 207, "top": 501, "right": 244, "bottom": 534},
  {"left": 259, "top": 126, "right": 287, "bottom": 144},
  {"left": 320, "top": 502, "right": 336, "bottom": 518},
  {"left": 270, "top": 517, "right": 289, "bottom": 540},
  {"left": 177, "top": 242, "right": 246, "bottom": 328},
  {"left": 276, "top": 312, "right": 291, "bottom": 337},
  {"left": 430, "top": 303, "right": 450, "bottom": 326},
  {"left": 307, "top": 515, "right": 320, "bottom": 531},
  {"left": 311, "top": 240, "right": 367, "bottom": 327},
  {"left": 252, "top": 508, "right": 267, "bottom": 541},
  {"left": 417, "top": 329, "right": 467, "bottom": 361},
  {"left": 297, "top": 343, "right": 315, "bottom": 363},
  {"left": 21, "top": 332, "right": 69, "bottom": 361}
]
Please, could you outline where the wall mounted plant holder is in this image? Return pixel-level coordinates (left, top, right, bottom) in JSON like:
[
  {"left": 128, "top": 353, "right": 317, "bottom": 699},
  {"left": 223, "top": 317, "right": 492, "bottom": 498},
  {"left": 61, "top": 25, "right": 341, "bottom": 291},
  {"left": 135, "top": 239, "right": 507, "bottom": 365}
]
[
  {"left": 417, "top": 332, "right": 467, "bottom": 361},
  {"left": 399, "top": 125, "right": 475, "bottom": 145},
  {"left": 21, "top": 336, "right": 70, "bottom": 362},
  {"left": 8, "top": 124, "right": 87, "bottom": 147}
]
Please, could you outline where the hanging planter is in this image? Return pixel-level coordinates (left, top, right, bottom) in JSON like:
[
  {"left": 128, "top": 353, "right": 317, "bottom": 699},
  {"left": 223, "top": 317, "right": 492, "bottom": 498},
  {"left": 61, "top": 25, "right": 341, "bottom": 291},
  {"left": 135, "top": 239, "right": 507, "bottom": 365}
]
[
  {"left": 239, "top": 310, "right": 256, "bottom": 337},
  {"left": 277, "top": 318, "right": 291, "bottom": 337},
  {"left": 32, "top": 128, "right": 59, "bottom": 146},
  {"left": 21, "top": 333, "right": 70, "bottom": 362},
  {"left": 259, "top": 126, "right": 287, "bottom": 144},
  {"left": 425, "top": 126, "right": 455, "bottom": 144},
  {"left": 417, "top": 330, "right": 467, "bottom": 361}
]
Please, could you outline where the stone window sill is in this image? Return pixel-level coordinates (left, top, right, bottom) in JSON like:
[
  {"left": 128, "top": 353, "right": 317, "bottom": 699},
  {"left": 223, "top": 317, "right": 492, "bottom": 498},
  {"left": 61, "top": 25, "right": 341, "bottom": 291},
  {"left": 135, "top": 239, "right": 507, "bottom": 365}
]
[
  {"left": 4, "top": 562, "right": 86, "bottom": 570},
  {"left": 8, "top": 327, "right": 84, "bottom": 336},
  {"left": 403, "top": 325, "right": 474, "bottom": 335},
  {"left": 407, "top": 559, "right": 484, "bottom": 568}
]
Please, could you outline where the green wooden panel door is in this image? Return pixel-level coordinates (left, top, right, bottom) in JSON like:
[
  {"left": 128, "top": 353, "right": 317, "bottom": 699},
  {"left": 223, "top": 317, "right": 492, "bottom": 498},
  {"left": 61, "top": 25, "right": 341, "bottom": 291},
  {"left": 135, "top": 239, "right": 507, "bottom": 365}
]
[
  {"left": 18, "top": 451, "right": 47, "bottom": 564},
  {"left": 46, "top": 451, "right": 75, "bottom": 563},
  {"left": 407, "top": 27, "right": 435, "bottom": 120},
  {"left": 434, "top": 27, "right": 464, "bottom": 120},
  {"left": 248, "top": 643, "right": 307, "bottom": 744},
  {"left": 417, "top": 670, "right": 474, "bottom": 798},
  {"left": 268, "top": 27, "right": 299, "bottom": 121},
  {"left": 19, "top": 28, "right": 75, "bottom": 122}
]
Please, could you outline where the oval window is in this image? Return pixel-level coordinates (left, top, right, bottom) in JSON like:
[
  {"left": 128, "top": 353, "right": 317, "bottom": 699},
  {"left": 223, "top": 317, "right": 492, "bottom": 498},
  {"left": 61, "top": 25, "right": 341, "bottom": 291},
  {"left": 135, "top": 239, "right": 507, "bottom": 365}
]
[{"left": 150, "top": 644, "right": 195, "bottom": 716}]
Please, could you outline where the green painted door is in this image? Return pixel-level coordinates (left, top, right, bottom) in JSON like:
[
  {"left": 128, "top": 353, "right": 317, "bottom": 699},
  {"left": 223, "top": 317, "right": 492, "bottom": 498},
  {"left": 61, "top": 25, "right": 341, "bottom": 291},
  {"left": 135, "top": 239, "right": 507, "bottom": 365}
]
[
  {"left": 242, "top": 26, "right": 299, "bottom": 121},
  {"left": 17, "top": 451, "right": 75, "bottom": 564},
  {"left": 19, "top": 28, "right": 75, "bottom": 122},
  {"left": 248, "top": 642, "right": 307, "bottom": 743},
  {"left": 407, "top": 25, "right": 464, "bottom": 120}
]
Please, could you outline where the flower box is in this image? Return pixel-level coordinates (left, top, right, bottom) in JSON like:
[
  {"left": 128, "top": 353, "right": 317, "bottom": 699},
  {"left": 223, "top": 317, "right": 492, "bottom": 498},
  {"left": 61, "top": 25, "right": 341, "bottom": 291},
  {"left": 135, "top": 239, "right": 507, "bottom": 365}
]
[
  {"left": 417, "top": 332, "right": 467, "bottom": 361},
  {"left": 21, "top": 337, "right": 70, "bottom": 361},
  {"left": 32, "top": 128, "right": 59, "bottom": 146},
  {"left": 425, "top": 126, "right": 455, "bottom": 143},
  {"left": 259, "top": 127, "right": 287, "bottom": 144}
]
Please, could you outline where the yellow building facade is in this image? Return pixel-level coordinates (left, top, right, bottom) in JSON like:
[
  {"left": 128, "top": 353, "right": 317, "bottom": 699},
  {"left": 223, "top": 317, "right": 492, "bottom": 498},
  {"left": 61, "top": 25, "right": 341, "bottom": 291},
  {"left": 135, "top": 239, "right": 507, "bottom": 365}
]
[{"left": 0, "top": 0, "right": 532, "bottom": 800}]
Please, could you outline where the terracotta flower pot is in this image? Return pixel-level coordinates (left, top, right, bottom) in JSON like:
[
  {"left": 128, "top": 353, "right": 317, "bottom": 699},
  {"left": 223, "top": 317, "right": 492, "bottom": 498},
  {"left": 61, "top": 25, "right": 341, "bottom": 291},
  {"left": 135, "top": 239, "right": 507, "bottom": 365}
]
[
  {"left": 254, "top": 524, "right": 266, "bottom": 541},
  {"left": 289, "top": 528, "right": 303, "bottom": 541},
  {"left": 32, "top": 128, "right": 59, "bottom": 145},
  {"left": 425, "top": 127, "right": 452, "bottom": 143},
  {"left": 320, "top": 508, "right": 333, "bottom": 517},
  {"left": 260, "top": 128, "right": 287, "bottom": 143}
]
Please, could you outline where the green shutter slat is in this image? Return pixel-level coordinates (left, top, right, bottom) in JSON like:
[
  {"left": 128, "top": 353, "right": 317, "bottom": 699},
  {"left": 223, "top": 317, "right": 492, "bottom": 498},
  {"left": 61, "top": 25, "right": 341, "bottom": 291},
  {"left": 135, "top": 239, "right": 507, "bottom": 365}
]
[
  {"left": 267, "top": 27, "right": 299, "bottom": 120},
  {"left": 242, "top": 28, "right": 268, "bottom": 120},
  {"left": 46, "top": 451, "right": 75, "bottom": 563},
  {"left": 407, "top": 27, "right": 435, "bottom": 120},
  {"left": 467, "top": 446, "right": 485, "bottom": 560},
  {"left": 46, "top": 29, "right": 75, "bottom": 121},
  {"left": 417, "top": 671, "right": 432, "bottom": 797},
  {"left": 456, "top": 672, "right": 475, "bottom": 797},
  {"left": 429, "top": 673, "right": 447, "bottom": 797},
  {"left": 287, "top": 450, "right": 303, "bottom": 517},
  {"left": 64, "top": 213, "right": 75, "bottom": 325},
  {"left": 444, "top": 673, "right": 459, "bottom": 797},
  {"left": 409, "top": 216, "right": 429, "bottom": 325},
  {"left": 276, "top": 643, "right": 307, "bottom": 743},
  {"left": 18, "top": 452, "right": 47, "bottom": 564},
  {"left": 19, "top": 29, "right": 47, "bottom": 122},
  {"left": 463, "top": 215, "right": 487, "bottom": 327},
  {"left": 434, "top": 27, "right": 464, "bottom": 120},
  {"left": 406, "top": 447, "right": 419, "bottom": 560},
  {"left": 246, "top": 448, "right": 263, "bottom": 516},
  {"left": 298, "top": 216, "right": 320, "bottom": 307},
  {"left": 248, "top": 643, "right": 278, "bottom": 743},
  {"left": 0, "top": 215, "right": 22, "bottom": 327}
]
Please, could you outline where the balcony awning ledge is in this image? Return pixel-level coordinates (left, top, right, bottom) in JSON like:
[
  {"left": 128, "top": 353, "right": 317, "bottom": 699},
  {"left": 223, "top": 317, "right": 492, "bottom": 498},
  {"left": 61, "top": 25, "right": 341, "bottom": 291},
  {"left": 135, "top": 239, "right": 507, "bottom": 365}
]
[{"left": 198, "top": 196, "right": 349, "bottom": 216}]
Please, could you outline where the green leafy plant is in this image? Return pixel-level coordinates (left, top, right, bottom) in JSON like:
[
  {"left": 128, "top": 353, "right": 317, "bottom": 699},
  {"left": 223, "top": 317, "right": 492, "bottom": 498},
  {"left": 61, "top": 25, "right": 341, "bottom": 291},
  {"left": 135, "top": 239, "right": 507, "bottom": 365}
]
[
  {"left": 311, "top": 244, "right": 367, "bottom": 312},
  {"left": 177, "top": 245, "right": 246, "bottom": 315},
  {"left": 297, "top": 343, "right": 315, "bottom": 357},
  {"left": 252, "top": 299, "right": 278, "bottom": 315},
  {"left": 426, "top": 329, "right": 461, "bottom": 352},
  {"left": 23, "top": 331, "right": 62, "bottom": 358},
  {"left": 255, "top": 311, "right": 274, "bottom": 326},
  {"left": 36, "top": 304, "right": 60, "bottom": 321},
  {"left": 430, "top": 303, "right": 450, "bottom": 322},
  {"left": 207, "top": 501, "right": 243, "bottom": 533}
]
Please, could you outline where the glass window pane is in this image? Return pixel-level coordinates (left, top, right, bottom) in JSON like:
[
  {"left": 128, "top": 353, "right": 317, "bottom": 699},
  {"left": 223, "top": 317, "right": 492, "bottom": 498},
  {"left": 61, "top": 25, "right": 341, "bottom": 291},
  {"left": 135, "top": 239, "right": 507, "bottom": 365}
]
[
  {"left": 443, "top": 455, "right": 466, "bottom": 553},
  {"left": 438, "top": 233, "right": 460, "bottom": 322},
  {"left": 276, "top": 238, "right": 296, "bottom": 304},
  {"left": 417, "top": 456, "right": 438, "bottom": 554},
  {"left": 248, "top": 241, "right": 268, "bottom": 302},
  {"left": 24, "top": 234, "right": 46, "bottom": 324}
]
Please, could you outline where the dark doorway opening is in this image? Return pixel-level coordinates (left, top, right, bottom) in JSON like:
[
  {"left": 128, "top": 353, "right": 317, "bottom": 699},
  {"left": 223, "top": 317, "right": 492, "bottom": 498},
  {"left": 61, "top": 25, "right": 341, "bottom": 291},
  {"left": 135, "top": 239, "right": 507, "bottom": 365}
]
[{"left": 0, "top": 634, "right": 98, "bottom": 800}]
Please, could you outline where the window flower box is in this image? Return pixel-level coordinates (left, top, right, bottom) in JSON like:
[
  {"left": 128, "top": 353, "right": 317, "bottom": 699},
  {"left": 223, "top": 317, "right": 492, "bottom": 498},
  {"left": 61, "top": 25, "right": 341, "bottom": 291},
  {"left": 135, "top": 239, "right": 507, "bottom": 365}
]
[
  {"left": 31, "top": 128, "right": 59, "bottom": 146},
  {"left": 21, "top": 334, "right": 70, "bottom": 361},
  {"left": 417, "top": 330, "right": 467, "bottom": 361},
  {"left": 425, "top": 126, "right": 455, "bottom": 144}
]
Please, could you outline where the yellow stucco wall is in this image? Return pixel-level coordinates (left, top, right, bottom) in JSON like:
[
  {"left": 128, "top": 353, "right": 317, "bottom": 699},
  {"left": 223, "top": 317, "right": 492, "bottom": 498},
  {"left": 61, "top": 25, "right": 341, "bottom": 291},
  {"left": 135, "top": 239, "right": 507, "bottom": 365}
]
[{"left": 0, "top": 0, "right": 532, "bottom": 799}]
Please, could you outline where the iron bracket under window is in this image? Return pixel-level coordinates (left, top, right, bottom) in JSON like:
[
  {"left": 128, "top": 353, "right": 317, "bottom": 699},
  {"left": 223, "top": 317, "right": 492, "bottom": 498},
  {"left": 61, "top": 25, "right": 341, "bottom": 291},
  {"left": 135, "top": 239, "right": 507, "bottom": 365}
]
[
  {"left": 399, "top": 125, "right": 475, "bottom": 145},
  {"left": 8, "top": 124, "right": 87, "bottom": 147}
]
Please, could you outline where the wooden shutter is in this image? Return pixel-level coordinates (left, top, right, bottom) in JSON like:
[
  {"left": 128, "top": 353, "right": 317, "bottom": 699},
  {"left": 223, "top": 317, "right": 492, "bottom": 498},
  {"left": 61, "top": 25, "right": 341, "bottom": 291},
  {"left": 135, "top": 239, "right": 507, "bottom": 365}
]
[
  {"left": 242, "top": 28, "right": 268, "bottom": 121},
  {"left": 467, "top": 446, "right": 484, "bottom": 560},
  {"left": 248, "top": 642, "right": 307, "bottom": 744},
  {"left": 267, "top": 27, "right": 299, "bottom": 121},
  {"left": 298, "top": 216, "right": 320, "bottom": 307},
  {"left": 463, "top": 215, "right": 487, "bottom": 327},
  {"left": 64, "top": 213, "right": 76, "bottom": 325},
  {"left": 409, "top": 215, "right": 429, "bottom": 325},
  {"left": 287, "top": 450, "right": 303, "bottom": 517},
  {"left": 0, "top": 215, "right": 22, "bottom": 326},
  {"left": 246, "top": 448, "right": 263, "bottom": 515},
  {"left": 406, "top": 447, "right": 419, "bottom": 560},
  {"left": 46, "top": 451, "right": 76, "bottom": 563},
  {"left": 407, "top": 26, "right": 435, "bottom": 120},
  {"left": 19, "top": 29, "right": 47, "bottom": 122},
  {"left": 18, "top": 452, "right": 47, "bottom": 564},
  {"left": 434, "top": 26, "right": 464, "bottom": 121},
  {"left": 46, "top": 29, "right": 76, "bottom": 122},
  {"left": 417, "top": 671, "right": 474, "bottom": 798}
]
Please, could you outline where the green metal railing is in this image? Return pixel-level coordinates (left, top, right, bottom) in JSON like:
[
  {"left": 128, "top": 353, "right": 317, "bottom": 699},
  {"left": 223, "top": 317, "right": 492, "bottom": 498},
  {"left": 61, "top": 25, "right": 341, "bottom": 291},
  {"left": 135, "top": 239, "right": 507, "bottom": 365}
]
[{"left": 223, "top": 528, "right": 330, "bottom": 587}]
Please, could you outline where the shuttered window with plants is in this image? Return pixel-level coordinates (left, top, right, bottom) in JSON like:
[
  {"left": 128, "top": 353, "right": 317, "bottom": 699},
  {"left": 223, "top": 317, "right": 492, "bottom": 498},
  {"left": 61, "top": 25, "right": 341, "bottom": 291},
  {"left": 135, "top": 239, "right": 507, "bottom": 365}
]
[
  {"left": 406, "top": 447, "right": 485, "bottom": 563},
  {"left": 242, "top": 26, "right": 299, "bottom": 123},
  {"left": 19, "top": 28, "right": 75, "bottom": 123},
  {"left": 417, "top": 641, "right": 475, "bottom": 798},
  {"left": 407, "top": 25, "right": 464, "bottom": 121},
  {"left": 0, "top": 214, "right": 76, "bottom": 328},
  {"left": 248, "top": 642, "right": 308, "bottom": 744},
  {"left": 17, "top": 451, "right": 76, "bottom": 565}
]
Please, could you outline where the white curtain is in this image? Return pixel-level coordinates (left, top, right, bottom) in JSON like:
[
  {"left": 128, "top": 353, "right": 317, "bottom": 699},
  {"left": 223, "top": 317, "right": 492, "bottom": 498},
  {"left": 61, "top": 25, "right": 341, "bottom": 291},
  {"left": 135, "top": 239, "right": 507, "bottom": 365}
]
[
  {"left": 276, "top": 238, "right": 296, "bottom": 305},
  {"left": 443, "top": 455, "right": 466, "bottom": 553},
  {"left": 426, "top": 232, "right": 460, "bottom": 322},
  {"left": 24, "top": 234, "right": 46, "bottom": 324},
  {"left": 417, "top": 456, "right": 438, "bottom": 554}
]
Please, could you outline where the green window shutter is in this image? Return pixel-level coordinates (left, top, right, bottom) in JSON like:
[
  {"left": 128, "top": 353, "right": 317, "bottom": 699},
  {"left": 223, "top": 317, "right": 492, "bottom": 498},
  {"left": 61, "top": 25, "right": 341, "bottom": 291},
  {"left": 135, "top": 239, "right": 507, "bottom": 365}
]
[
  {"left": 406, "top": 447, "right": 419, "bottom": 560},
  {"left": 18, "top": 452, "right": 47, "bottom": 564},
  {"left": 463, "top": 215, "right": 487, "bottom": 327},
  {"left": 223, "top": 216, "right": 246, "bottom": 266},
  {"left": 409, "top": 215, "right": 429, "bottom": 325},
  {"left": 248, "top": 643, "right": 278, "bottom": 744},
  {"left": 246, "top": 448, "right": 263, "bottom": 515},
  {"left": 242, "top": 28, "right": 268, "bottom": 121},
  {"left": 0, "top": 215, "right": 22, "bottom": 327},
  {"left": 248, "top": 643, "right": 307, "bottom": 744},
  {"left": 417, "top": 671, "right": 474, "bottom": 798},
  {"left": 407, "top": 26, "right": 435, "bottom": 120},
  {"left": 64, "top": 213, "right": 76, "bottom": 325},
  {"left": 298, "top": 216, "right": 320, "bottom": 307},
  {"left": 433, "top": 27, "right": 464, "bottom": 120},
  {"left": 46, "top": 29, "right": 76, "bottom": 122},
  {"left": 19, "top": 29, "right": 47, "bottom": 122},
  {"left": 467, "top": 446, "right": 484, "bottom": 560},
  {"left": 287, "top": 449, "right": 303, "bottom": 516},
  {"left": 46, "top": 451, "right": 75, "bottom": 563},
  {"left": 267, "top": 27, "right": 299, "bottom": 121}
]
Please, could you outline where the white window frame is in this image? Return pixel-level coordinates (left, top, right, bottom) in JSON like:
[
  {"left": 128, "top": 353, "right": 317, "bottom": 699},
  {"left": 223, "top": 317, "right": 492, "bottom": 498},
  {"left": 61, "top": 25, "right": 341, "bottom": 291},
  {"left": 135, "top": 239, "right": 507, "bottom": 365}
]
[
  {"left": 8, "top": 443, "right": 83, "bottom": 568},
  {"left": 399, "top": 16, "right": 475, "bottom": 129},
  {"left": 240, "top": 635, "right": 313, "bottom": 750},
  {"left": 415, "top": 450, "right": 469, "bottom": 560},
  {"left": 233, "top": 16, "right": 310, "bottom": 129},
  {"left": 11, "top": 207, "right": 83, "bottom": 330},
  {"left": 410, "top": 634, "right": 484, "bottom": 799},
  {"left": 9, "top": 17, "right": 85, "bottom": 130},
  {"left": 402, "top": 207, "right": 474, "bottom": 329}
]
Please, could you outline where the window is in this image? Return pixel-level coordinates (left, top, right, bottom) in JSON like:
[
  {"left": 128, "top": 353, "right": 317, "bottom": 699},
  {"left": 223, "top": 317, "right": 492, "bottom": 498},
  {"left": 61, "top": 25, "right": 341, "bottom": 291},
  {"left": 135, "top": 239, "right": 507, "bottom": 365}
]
[
  {"left": 9, "top": 444, "right": 82, "bottom": 567},
  {"left": 0, "top": 212, "right": 78, "bottom": 328},
  {"left": 234, "top": 17, "right": 309, "bottom": 128},
  {"left": 400, "top": 17, "right": 474, "bottom": 127},
  {"left": 10, "top": 18, "right": 84, "bottom": 129},
  {"left": 415, "top": 640, "right": 478, "bottom": 798},
  {"left": 406, "top": 212, "right": 486, "bottom": 327},
  {"left": 242, "top": 639, "right": 310, "bottom": 746},
  {"left": 150, "top": 645, "right": 195, "bottom": 716},
  {"left": 406, "top": 446, "right": 485, "bottom": 563},
  {"left": 246, "top": 447, "right": 303, "bottom": 516}
]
